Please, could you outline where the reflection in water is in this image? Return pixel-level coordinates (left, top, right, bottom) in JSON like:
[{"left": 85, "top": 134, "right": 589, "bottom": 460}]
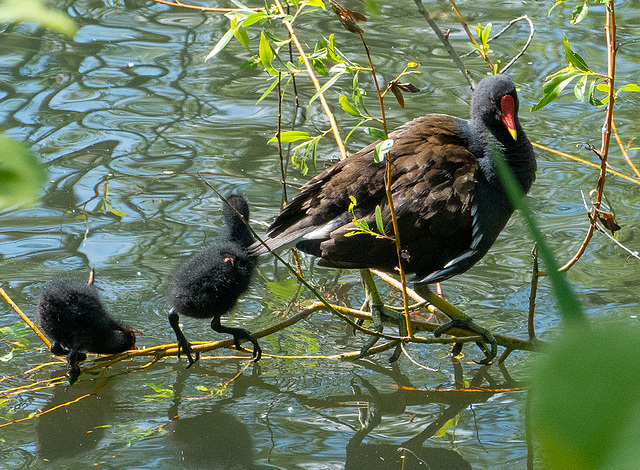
[
  {"left": 166, "top": 367, "right": 256, "bottom": 469},
  {"left": 167, "top": 409, "right": 255, "bottom": 470},
  {"left": 35, "top": 381, "right": 111, "bottom": 463}
]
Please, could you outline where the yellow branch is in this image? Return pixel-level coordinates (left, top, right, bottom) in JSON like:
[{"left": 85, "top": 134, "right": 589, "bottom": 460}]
[
  {"left": 273, "top": 0, "right": 347, "bottom": 159},
  {"left": 0, "top": 288, "right": 51, "bottom": 348}
]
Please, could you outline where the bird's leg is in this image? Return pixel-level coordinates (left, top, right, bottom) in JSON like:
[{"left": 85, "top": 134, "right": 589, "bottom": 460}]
[
  {"left": 66, "top": 349, "right": 83, "bottom": 385},
  {"left": 211, "top": 315, "right": 262, "bottom": 361},
  {"left": 168, "top": 309, "right": 199, "bottom": 368},
  {"left": 50, "top": 341, "right": 68, "bottom": 356},
  {"left": 357, "top": 269, "right": 404, "bottom": 362},
  {"left": 414, "top": 283, "right": 498, "bottom": 364}
]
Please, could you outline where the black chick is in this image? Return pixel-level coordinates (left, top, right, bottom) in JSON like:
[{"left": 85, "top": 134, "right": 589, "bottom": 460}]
[
  {"left": 36, "top": 270, "right": 138, "bottom": 384},
  {"left": 168, "top": 194, "right": 260, "bottom": 368}
]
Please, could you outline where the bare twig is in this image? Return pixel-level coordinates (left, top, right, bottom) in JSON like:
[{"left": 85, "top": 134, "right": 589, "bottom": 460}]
[
  {"left": 449, "top": 0, "right": 494, "bottom": 71},
  {"left": 149, "top": 0, "right": 263, "bottom": 13},
  {"left": 412, "top": 0, "right": 474, "bottom": 88}
]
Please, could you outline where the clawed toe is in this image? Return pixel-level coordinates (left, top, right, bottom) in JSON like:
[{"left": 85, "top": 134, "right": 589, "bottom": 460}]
[{"left": 434, "top": 318, "right": 498, "bottom": 364}]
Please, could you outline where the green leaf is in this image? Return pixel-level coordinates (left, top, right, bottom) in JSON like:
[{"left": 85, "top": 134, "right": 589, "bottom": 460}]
[
  {"left": 0, "top": 137, "right": 46, "bottom": 209},
  {"left": 617, "top": 83, "right": 640, "bottom": 94},
  {"left": 308, "top": 71, "right": 346, "bottom": 105},
  {"left": 305, "top": 0, "right": 326, "bottom": 8},
  {"left": 574, "top": 74, "right": 588, "bottom": 101},
  {"left": 531, "top": 71, "right": 582, "bottom": 111},
  {"left": 364, "top": 127, "right": 387, "bottom": 141},
  {"left": 374, "top": 205, "right": 385, "bottom": 235},
  {"left": 105, "top": 201, "right": 128, "bottom": 217},
  {"left": 596, "top": 83, "right": 610, "bottom": 93},
  {"left": 570, "top": 1, "right": 589, "bottom": 24},
  {"left": 256, "top": 77, "right": 279, "bottom": 104},
  {"left": 348, "top": 196, "right": 357, "bottom": 212},
  {"left": 363, "top": 0, "right": 381, "bottom": 15},
  {"left": 259, "top": 32, "right": 278, "bottom": 75},
  {"left": 242, "top": 11, "right": 268, "bottom": 27},
  {"left": 563, "top": 35, "right": 591, "bottom": 72},
  {"left": 233, "top": 25, "right": 250, "bottom": 50},
  {"left": 312, "top": 58, "right": 328, "bottom": 76},
  {"left": 531, "top": 324, "right": 640, "bottom": 470},
  {"left": 548, "top": 0, "right": 567, "bottom": 16},
  {"left": 373, "top": 138, "right": 394, "bottom": 163},
  {"left": 588, "top": 79, "right": 603, "bottom": 106},
  {"left": 265, "top": 278, "right": 299, "bottom": 300},
  {"left": 339, "top": 95, "right": 362, "bottom": 117},
  {"left": 267, "top": 131, "right": 312, "bottom": 144},
  {"left": 0, "top": 0, "right": 77, "bottom": 37},
  {"left": 205, "top": 27, "right": 236, "bottom": 62}
]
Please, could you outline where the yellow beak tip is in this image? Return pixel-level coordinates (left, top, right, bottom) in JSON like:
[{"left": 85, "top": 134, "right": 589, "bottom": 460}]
[{"left": 508, "top": 128, "right": 518, "bottom": 140}]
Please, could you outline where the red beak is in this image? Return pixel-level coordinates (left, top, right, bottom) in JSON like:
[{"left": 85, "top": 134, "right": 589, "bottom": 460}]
[{"left": 500, "top": 95, "right": 517, "bottom": 140}]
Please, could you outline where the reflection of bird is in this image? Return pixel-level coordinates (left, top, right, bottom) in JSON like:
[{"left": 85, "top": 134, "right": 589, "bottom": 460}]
[
  {"left": 36, "top": 382, "right": 110, "bottom": 462},
  {"left": 251, "top": 75, "right": 536, "bottom": 360},
  {"left": 169, "top": 194, "right": 260, "bottom": 367},
  {"left": 167, "top": 409, "right": 255, "bottom": 469},
  {"left": 36, "top": 271, "right": 138, "bottom": 384}
]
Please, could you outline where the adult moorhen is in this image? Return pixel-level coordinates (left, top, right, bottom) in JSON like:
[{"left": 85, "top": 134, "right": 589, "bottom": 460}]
[
  {"left": 168, "top": 194, "right": 261, "bottom": 367},
  {"left": 37, "top": 270, "right": 138, "bottom": 384},
  {"left": 250, "top": 74, "right": 536, "bottom": 362}
]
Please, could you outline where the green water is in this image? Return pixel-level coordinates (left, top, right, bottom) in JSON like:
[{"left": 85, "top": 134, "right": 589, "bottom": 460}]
[{"left": 1, "top": 1, "right": 639, "bottom": 468}]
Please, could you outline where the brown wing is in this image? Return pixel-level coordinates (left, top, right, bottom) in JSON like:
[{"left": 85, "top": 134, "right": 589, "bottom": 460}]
[{"left": 255, "top": 115, "right": 480, "bottom": 280}]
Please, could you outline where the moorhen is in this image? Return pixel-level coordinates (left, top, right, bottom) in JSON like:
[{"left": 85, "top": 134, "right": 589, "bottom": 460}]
[
  {"left": 37, "top": 270, "right": 138, "bottom": 384},
  {"left": 168, "top": 194, "right": 261, "bottom": 367},
  {"left": 250, "top": 74, "right": 536, "bottom": 362}
]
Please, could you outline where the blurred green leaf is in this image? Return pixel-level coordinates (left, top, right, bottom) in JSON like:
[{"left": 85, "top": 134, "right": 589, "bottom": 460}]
[
  {"left": 0, "top": 0, "right": 77, "bottom": 37},
  {"left": 0, "top": 137, "right": 46, "bottom": 209},
  {"left": 363, "top": 0, "right": 381, "bottom": 15},
  {"left": 530, "top": 324, "right": 640, "bottom": 470},
  {"left": 265, "top": 278, "right": 299, "bottom": 301}
]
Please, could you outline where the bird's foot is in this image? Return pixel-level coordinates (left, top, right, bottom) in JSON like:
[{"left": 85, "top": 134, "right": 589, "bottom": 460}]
[
  {"left": 66, "top": 349, "right": 84, "bottom": 385},
  {"left": 169, "top": 310, "right": 199, "bottom": 368},
  {"left": 50, "top": 341, "right": 68, "bottom": 356},
  {"left": 179, "top": 341, "right": 199, "bottom": 369},
  {"left": 433, "top": 318, "right": 497, "bottom": 364},
  {"left": 67, "top": 364, "right": 81, "bottom": 385},
  {"left": 356, "top": 321, "right": 384, "bottom": 360}
]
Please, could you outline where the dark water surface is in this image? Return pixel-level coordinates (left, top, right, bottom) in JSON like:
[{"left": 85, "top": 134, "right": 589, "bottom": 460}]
[{"left": 1, "top": 1, "right": 640, "bottom": 468}]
